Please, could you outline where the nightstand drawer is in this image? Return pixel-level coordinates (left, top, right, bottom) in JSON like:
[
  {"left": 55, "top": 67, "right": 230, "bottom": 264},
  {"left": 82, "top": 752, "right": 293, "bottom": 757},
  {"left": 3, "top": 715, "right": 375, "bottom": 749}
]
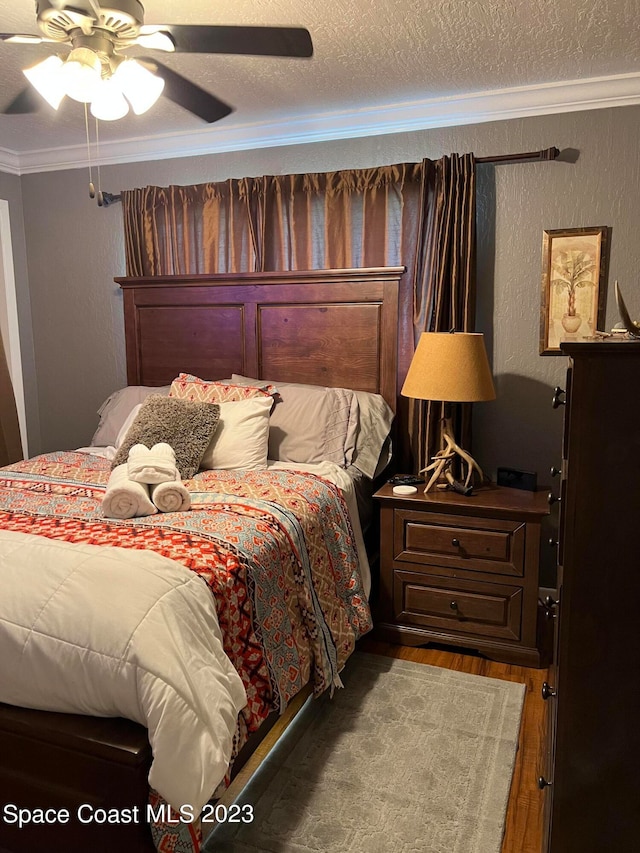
[
  {"left": 393, "top": 509, "right": 525, "bottom": 577},
  {"left": 394, "top": 570, "right": 523, "bottom": 641}
]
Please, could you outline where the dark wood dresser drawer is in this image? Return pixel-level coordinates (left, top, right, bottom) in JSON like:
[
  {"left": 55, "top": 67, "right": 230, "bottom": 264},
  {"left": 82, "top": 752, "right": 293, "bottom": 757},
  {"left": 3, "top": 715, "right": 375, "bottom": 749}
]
[
  {"left": 394, "top": 570, "right": 523, "bottom": 641},
  {"left": 393, "top": 508, "right": 525, "bottom": 577}
]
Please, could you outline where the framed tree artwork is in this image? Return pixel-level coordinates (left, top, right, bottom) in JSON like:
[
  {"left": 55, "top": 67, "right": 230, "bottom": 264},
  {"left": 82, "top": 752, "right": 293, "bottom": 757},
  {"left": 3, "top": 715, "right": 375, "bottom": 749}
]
[{"left": 539, "top": 226, "right": 610, "bottom": 355}]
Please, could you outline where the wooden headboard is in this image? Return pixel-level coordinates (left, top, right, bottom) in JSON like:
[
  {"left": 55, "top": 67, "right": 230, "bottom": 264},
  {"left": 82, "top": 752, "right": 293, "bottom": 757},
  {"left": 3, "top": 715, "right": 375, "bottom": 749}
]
[{"left": 115, "top": 267, "right": 408, "bottom": 414}]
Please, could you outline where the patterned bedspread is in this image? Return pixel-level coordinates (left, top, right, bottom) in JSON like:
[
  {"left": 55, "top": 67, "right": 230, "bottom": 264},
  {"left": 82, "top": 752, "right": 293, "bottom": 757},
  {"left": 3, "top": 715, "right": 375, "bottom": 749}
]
[{"left": 0, "top": 451, "right": 372, "bottom": 851}]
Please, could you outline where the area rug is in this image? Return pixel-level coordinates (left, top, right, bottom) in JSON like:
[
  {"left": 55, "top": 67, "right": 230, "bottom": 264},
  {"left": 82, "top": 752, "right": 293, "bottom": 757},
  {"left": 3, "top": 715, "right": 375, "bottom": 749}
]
[{"left": 205, "top": 651, "right": 525, "bottom": 853}]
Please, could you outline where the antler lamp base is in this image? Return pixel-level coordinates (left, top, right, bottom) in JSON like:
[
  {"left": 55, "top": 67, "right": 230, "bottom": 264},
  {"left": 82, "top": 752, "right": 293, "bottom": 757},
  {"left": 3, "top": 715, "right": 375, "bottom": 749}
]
[{"left": 420, "top": 417, "right": 484, "bottom": 493}]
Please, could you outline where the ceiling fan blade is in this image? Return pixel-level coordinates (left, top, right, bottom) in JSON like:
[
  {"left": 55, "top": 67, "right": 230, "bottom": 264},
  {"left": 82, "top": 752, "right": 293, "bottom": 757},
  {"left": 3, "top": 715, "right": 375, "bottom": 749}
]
[
  {"left": 149, "top": 60, "right": 234, "bottom": 123},
  {"left": 134, "top": 30, "right": 176, "bottom": 52},
  {"left": 0, "top": 33, "right": 46, "bottom": 44},
  {"left": 154, "top": 25, "right": 313, "bottom": 57},
  {"left": 3, "top": 87, "right": 42, "bottom": 114}
]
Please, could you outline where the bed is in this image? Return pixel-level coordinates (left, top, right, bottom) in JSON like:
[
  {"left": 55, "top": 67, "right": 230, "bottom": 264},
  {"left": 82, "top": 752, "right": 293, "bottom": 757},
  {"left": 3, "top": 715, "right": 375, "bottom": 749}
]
[{"left": 0, "top": 266, "right": 409, "bottom": 853}]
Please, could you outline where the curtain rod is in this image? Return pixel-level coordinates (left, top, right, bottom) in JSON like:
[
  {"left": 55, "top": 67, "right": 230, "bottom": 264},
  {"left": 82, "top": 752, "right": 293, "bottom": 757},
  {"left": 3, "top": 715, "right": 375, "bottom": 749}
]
[
  {"left": 100, "top": 146, "right": 561, "bottom": 207},
  {"left": 476, "top": 146, "right": 560, "bottom": 164}
]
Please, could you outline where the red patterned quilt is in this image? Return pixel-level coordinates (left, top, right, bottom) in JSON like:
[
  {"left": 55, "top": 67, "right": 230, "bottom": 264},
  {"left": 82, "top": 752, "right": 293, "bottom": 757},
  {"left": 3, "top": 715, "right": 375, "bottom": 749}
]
[{"left": 0, "top": 451, "right": 372, "bottom": 851}]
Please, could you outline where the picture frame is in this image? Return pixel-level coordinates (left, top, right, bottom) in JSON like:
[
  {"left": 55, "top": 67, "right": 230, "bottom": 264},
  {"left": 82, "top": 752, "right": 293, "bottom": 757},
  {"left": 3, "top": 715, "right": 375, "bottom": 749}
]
[{"left": 539, "top": 226, "right": 610, "bottom": 355}]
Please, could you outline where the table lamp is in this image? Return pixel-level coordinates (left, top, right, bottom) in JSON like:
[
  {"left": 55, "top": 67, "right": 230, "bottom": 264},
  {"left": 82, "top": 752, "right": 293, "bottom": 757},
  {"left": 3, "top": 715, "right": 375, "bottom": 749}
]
[{"left": 401, "top": 331, "right": 496, "bottom": 493}]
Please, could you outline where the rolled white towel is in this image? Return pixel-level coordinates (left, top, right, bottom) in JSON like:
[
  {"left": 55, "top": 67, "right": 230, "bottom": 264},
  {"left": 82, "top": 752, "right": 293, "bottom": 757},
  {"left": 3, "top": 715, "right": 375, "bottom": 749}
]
[
  {"left": 151, "top": 473, "right": 191, "bottom": 513},
  {"left": 102, "top": 464, "right": 158, "bottom": 519},
  {"left": 128, "top": 442, "right": 178, "bottom": 484}
]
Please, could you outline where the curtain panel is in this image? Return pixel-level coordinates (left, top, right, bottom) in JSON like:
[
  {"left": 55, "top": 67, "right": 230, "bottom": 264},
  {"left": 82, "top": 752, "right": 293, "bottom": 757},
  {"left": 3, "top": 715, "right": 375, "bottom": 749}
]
[
  {"left": 122, "top": 154, "right": 476, "bottom": 470},
  {"left": 410, "top": 154, "right": 477, "bottom": 471}
]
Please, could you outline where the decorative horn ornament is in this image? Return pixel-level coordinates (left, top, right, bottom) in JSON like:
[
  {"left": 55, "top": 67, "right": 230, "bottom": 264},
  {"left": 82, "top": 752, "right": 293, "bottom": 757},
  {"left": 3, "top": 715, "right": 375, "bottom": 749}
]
[{"left": 614, "top": 281, "right": 640, "bottom": 338}]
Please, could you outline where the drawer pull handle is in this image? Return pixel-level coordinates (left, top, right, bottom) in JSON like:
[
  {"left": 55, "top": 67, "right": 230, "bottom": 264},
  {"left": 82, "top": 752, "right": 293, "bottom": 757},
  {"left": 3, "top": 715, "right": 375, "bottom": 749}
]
[
  {"left": 451, "top": 538, "right": 460, "bottom": 547},
  {"left": 549, "top": 537, "right": 559, "bottom": 547},
  {"left": 550, "top": 466, "right": 561, "bottom": 477},
  {"left": 449, "top": 600, "right": 458, "bottom": 610},
  {"left": 552, "top": 387, "right": 566, "bottom": 408},
  {"left": 541, "top": 682, "right": 557, "bottom": 700},
  {"left": 538, "top": 776, "right": 552, "bottom": 789},
  {"left": 548, "top": 491, "right": 561, "bottom": 506},
  {"left": 543, "top": 594, "right": 558, "bottom": 620}
]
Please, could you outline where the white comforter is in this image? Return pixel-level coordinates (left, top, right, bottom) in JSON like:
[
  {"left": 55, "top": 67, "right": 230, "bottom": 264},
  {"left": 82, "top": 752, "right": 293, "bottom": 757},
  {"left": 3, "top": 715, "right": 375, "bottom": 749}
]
[{"left": 0, "top": 530, "right": 247, "bottom": 814}]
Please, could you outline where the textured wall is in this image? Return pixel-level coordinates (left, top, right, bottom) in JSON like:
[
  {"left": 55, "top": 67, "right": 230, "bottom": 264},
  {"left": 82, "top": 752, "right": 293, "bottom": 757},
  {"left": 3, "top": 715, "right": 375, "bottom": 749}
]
[{"left": 18, "top": 104, "right": 640, "bottom": 581}]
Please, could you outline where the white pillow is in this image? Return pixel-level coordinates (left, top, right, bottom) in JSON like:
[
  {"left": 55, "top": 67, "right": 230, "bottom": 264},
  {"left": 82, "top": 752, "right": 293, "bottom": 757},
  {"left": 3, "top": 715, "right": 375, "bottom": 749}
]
[
  {"left": 115, "top": 403, "right": 142, "bottom": 449},
  {"left": 199, "top": 397, "right": 272, "bottom": 470}
]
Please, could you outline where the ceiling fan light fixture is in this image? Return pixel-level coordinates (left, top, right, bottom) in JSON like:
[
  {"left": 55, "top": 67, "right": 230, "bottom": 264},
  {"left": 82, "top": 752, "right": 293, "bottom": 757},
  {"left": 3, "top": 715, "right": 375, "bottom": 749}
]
[
  {"left": 7, "top": 4, "right": 312, "bottom": 127},
  {"left": 114, "top": 59, "right": 164, "bottom": 115},
  {"left": 61, "top": 47, "right": 103, "bottom": 103},
  {"left": 90, "top": 77, "right": 130, "bottom": 121},
  {"left": 22, "top": 54, "right": 65, "bottom": 109}
]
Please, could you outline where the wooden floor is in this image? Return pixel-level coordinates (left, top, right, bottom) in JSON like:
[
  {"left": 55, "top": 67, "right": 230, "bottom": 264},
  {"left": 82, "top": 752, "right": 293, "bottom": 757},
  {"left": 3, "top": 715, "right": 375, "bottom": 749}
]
[
  {"left": 217, "top": 637, "right": 548, "bottom": 853},
  {"left": 358, "top": 637, "right": 547, "bottom": 853}
]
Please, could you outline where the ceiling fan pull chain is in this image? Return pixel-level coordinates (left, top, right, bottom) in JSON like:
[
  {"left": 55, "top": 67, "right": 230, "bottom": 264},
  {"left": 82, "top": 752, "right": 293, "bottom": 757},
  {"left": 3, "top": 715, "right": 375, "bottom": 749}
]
[
  {"left": 84, "top": 102, "right": 95, "bottom": 199},
  {"left": 95, "top": 117, "right": 103, "bottom": 207}
]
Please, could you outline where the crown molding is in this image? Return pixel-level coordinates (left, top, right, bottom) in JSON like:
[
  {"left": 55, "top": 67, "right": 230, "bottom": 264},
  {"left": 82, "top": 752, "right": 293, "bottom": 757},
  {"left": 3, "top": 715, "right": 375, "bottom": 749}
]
[
  {"left": 0, "top": 147, "right": 22, "bottom": 175},
  {"left": 4, "top": 71, "right": 640, "bottom": 175}
]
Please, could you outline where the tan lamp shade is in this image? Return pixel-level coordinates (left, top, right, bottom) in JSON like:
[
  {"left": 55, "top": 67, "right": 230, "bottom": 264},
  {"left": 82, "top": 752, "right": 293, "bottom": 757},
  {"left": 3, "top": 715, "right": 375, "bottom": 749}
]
[{"left": 401, "top": 332, "right": 496, "bottom": 402}]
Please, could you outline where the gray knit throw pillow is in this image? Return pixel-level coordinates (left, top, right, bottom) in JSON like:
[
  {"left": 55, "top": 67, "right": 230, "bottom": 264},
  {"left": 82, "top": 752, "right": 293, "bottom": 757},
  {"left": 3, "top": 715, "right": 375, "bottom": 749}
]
[{"left": 112, "top": 395, "right": 220, "bottom": 479}]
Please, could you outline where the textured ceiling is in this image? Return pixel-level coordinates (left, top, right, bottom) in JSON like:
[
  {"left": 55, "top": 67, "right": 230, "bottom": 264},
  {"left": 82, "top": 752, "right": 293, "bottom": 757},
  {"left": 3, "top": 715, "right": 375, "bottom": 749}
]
[{"left": 1, "top": 0, "right": 640, "bottom": 170}]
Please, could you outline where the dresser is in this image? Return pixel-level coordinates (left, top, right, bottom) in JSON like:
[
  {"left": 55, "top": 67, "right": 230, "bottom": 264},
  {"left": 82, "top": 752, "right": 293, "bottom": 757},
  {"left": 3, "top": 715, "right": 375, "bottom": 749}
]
[
  {"left": 541, "top": 341, "right": 640, "bottom": 852},
  {"left": 373, "top": 483, "right": 549, "bottom": 666}
]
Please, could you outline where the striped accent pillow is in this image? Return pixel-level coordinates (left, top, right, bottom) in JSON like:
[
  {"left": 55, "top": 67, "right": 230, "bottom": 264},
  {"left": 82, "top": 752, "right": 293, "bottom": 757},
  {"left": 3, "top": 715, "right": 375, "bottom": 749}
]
[{"left": 169, "top": 374, "right": 276, "bottom": 404}]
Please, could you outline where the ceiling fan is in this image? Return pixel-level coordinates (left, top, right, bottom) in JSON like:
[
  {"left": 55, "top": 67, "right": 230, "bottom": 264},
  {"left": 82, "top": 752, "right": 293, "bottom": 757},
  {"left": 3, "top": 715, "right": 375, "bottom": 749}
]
[{"left": 1, "top": 0, "right": 313, "bottom": 122}]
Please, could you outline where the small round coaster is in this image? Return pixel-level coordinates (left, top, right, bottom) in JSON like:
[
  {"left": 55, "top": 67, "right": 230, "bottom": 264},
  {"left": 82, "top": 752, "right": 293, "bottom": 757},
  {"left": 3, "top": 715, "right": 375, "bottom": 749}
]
[{"left": 393, "top": 484, "right": 418, "bottom": 495}]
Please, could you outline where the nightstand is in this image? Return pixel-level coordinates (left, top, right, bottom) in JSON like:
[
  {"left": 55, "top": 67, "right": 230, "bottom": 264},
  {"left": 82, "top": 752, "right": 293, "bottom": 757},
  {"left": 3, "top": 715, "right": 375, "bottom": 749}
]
[{"left": 373, "top": 483, "right": 550, "bottom": 666}]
